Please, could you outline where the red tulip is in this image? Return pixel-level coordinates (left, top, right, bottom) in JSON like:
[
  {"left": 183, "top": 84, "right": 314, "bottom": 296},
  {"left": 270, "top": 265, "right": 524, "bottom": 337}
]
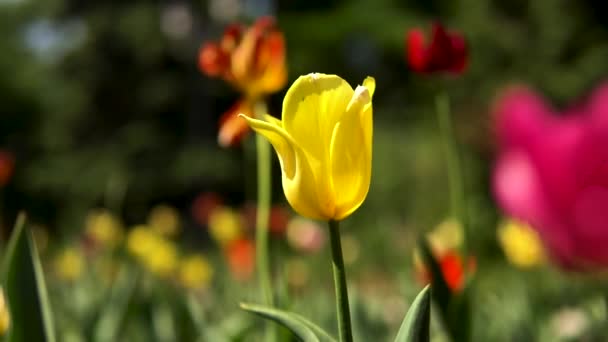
[
  {"left": 493, "top": 83, "right": 608, "bottom": 270},
  {"left": 406, "top": 22, "right": 467, "bottom": 74}
]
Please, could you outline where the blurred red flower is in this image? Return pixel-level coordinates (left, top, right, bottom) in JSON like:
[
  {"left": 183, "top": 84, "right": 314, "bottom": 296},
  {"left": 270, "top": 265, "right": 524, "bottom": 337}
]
[
  {"left": 415, "top": 248, "right": 475, "bottom": 293},
  {"left": 493, "top": 83, "right": 608, "bottom": 270},
  {"left": 225, "top": 238, "right": 256, "bottom": 281},
  {"left": 406, "top": 22, "right": 467, "bottom": 74},
  {"left": 198, "top": 17, "right": 287, "bottom": 147},
  {"left": 242, "top": 203, "right": 291, "bottom": 236},
  {"left": 0, "top": 151, "right": 14, "bottom": 187},
  {"left": 192, "top": 192, "right": 223, "bottom": 227}
]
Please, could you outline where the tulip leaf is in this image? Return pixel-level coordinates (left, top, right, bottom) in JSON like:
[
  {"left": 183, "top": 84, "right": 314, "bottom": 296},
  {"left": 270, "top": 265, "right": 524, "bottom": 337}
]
[
  {"left": 2, "top": 213, "right": 56, "bottom": 342},
  {"left": 394, "top": 285, "right": 430, "bottom": 342},
  {"left": 418, "top": 237, "right": 452, "bottom": 315},
  {"left": 239, "top": 303, "right": 336, "bottom": 342}
]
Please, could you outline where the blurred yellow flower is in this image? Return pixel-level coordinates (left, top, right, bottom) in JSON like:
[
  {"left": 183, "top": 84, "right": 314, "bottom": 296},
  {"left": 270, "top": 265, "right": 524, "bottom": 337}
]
[
  {"left": 498, "top": 219, "right": 545, "bottom": 268},
  {"left": 127, "top": 225, "right": 178, "bottom": 277},
  {"left": 0, "top": 288, "right": 9, "bottom": 337},
  {"left": 285, "top": 258, "right": 310, "bottom": 289},
  {"left": 141, "top": 238, "right": 178, "bottom": 278},
  {"left": 127, "top": 225, "right": 157, "bottom": 259},
  {"left": 148, "top": 204, "right": 181, "bottom": 237},
  {"left": 427, "top": 218, "right": 463, "bottom": 255},
  {"left": 54, "top": 247, "right": 84, "bottom": 281},
  {"left": 241, "top": 73, "right": 375, "bottom": 220},
  {"left": 178, "top": 254, "right": 214, "bottom": 290},
  {"left": 208, "top": 206, "right": 243, "bottom": 246},
  {"left": 86, "top": 209, "right": 123, "bottom": 247},
  {"left": 413, "top": 218, "right": 464, "bottom": 273}
]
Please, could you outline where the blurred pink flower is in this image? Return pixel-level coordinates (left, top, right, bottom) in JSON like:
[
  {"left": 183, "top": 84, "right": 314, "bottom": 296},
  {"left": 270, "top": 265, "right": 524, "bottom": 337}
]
[
  {"left": 492, "top": 83, "right": 608, "bottom": 270},
  {"left": 286, "top": 217, "right": 326, "bottom": 254}
]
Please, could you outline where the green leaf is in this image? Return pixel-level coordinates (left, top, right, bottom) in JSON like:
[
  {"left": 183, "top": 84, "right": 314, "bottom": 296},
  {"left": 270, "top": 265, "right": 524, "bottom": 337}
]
[
  {"left": 2, "top": 213, "right": 56, "bottom": 342},
  {"left": 394, "top": 285, "right": 430, "bottom": 342},
  {"left": 93, "top": 264, "right": 140, "bottom": 342},
  {"left": 418, "top": 237, "right": 451, "bottom": 315},
  {"left": 239, "top": 303, "right": 336, "bottom": 342}
]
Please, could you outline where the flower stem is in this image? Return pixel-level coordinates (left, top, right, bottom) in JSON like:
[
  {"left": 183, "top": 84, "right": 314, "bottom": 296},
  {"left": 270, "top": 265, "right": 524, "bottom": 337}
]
[
  {"left": 436, "top": 92, "right": 467, "bottom": 250},
  {"left": 253, "top": 100, "right": 275, "bottom": 340},
  {"left": 328, "top": 220, "right": 353, "bottom": 342}
]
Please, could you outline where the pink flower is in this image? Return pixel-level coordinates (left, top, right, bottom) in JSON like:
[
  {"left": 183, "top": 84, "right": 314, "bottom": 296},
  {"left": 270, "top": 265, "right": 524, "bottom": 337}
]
[{"left": 492, "top": 83, "right": 608, "bottom": 270}]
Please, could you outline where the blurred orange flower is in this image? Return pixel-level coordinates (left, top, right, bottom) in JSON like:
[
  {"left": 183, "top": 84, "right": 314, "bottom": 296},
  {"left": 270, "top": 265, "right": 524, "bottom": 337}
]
[
  {"left": 198, "top": 17, "right": 287, "bottom": 147},
  {"left": 225, "top": 238, "right": 255, "bottom": 281}
]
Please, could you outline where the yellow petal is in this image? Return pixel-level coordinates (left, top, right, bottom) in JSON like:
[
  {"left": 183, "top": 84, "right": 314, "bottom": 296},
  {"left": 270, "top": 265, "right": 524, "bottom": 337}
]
[
  {"left": 330, "top": 80, "right": 374, "bottom": 219},
  {"left": 240, "top": 114, "right": 327, "bottom": 219},
  {"left": 263, "top": 114, "right": 283, "bottom": 128},
  {"left": 240, "top": 114, "right": 295, "bottom": 178},
  {"left": 281, "top": 73, "right": 355, "bottom": 216},
  {"left": 363, "top": 76, "right": 375, "bottom": 97}
]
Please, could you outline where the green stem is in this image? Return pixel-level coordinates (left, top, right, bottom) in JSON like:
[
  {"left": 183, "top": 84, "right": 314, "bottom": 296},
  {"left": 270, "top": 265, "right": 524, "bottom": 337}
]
[
  {"left": 253, "top": 100, "right": 275, "bottom": 340},
  {"left": 436, "top": 92, "right": 467, "bottom": 251},
  {"left": 328, "top": 220, "right": 353, "bottom": 342}
]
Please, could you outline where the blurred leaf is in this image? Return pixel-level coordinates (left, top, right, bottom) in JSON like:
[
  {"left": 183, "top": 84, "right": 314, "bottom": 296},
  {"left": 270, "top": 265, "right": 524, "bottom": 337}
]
[
  {"left": 2, "top": 213, "right": 56, "bottom": 342},
  {"left": 447, "top": 282, "right": 471, "bottom": 342},
  {"left": 418, "top": 238, "right": 473, "bottom": 341},
  {"left": 152, "top": 300, "right": 176, "bottom": 342},
  {"left": 93, "top": 264, "right": 139, "bottom": 342},
  {"left": 394, "top": 285, "right": 430, "bottom": 342},
  {"left": 184, "top": 294, "right": 228, "bottom": 342},
  {"left": 418, "top": 238, "right": 451, "bottom": 315},
  {"left": 239, "top": 303, "right": 336, "bottom": 342}
]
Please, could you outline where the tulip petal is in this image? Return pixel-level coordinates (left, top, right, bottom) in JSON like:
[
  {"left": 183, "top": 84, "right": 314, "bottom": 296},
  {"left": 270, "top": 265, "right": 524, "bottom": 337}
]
[
  {"left": 572, "top": 186, "right": 608, "bottom": 265},
  {"left": 240, "top": 115, "right": 326, "bottom": 219},
  {"left": 239, "top": 115, "right": 295, "bottom": 178},
  {"left": 330, "top": 81, "right": 374, "bottom": 219},
  {"left": 263, "top": 114, "right": 282, "bottom": 128},
  {"left": 254, "top": 31, "right": 287, "bottom": 94},
  {"left": 218, "top": 100, "right": 253, "bottom": 147},
  {"left": 282, "top": 73, "right": 355, "bottom": 215}
]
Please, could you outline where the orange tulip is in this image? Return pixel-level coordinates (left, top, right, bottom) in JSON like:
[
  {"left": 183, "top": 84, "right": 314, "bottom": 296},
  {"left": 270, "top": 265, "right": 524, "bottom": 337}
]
[{"left": 199, "top": 17, "right": 287, "bottom": 147}]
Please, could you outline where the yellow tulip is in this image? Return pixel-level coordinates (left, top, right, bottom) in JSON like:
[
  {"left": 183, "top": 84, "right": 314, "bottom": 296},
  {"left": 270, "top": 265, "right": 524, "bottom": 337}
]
[{"left": 241, "top": 73, "right": 375, "bottom": 220}]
